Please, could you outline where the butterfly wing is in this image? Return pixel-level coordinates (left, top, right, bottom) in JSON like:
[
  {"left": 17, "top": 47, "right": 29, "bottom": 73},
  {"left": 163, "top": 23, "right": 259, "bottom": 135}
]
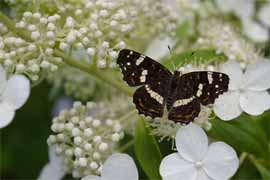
[
  {"left": 180, "top": 71, "right": 229, "bottom": 105},
  {"left": 117, "top": 49, "right": 172, "bottom": 86},
  {"left": 168, "top": 71, "right": 229, "bottom": 123},
  {"left": 117, "top": 49, "right": 172, "bottom": 118},
  {"left": 168, "top": 76, "right": 201, "bottom": 124}
]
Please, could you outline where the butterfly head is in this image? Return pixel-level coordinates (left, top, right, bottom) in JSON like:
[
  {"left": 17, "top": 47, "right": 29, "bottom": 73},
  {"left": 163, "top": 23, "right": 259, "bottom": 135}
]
[{"left": 173, "top": 70, "right": 182, "bottom": 77}]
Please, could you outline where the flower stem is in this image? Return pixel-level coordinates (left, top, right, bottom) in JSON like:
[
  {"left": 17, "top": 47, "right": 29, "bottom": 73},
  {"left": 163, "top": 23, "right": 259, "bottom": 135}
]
[
  {"left": 53, "top": 50, "right": 133, "bottom": 96},
  {"left": 239, "top": 152, "right": 248, "bottom": 167},
  {"left": 0, "top": 11, "right": 133, "bottom": 96},
  {"left": 118, "top": 139, "right": 135, "bottom": 152}
]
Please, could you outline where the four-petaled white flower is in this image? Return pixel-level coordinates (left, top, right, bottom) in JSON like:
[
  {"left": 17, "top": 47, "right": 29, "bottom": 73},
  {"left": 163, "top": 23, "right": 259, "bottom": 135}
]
[
  {"left": 0, "top": 65, "right": 30, "bottom": 128},
  {"left": 160, "top": 123, "right": 239, "bottom": 180},
  {"left": 214, "top": 60, "right": 270, "bottom": 120},
  {"left": 82, "top": 153, "right": 138, "bottom": 180},
  {"left": 38, "top": 146, "right": 67, "bottom": 180}
]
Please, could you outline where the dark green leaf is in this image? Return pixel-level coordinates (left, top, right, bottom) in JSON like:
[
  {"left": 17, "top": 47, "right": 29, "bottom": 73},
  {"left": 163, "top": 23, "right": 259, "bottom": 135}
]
[
  {"left": 134, "top": 118, "right": 162, "bottom": 179},
  {"left": 233, "top": 158, "right": 261, "bottom": 179},
  {"left": 250, "top": 156, "right": 270, "bottom": 180},
  {"left": 208, "top": 113, "right": 269, "bottom": 160}
]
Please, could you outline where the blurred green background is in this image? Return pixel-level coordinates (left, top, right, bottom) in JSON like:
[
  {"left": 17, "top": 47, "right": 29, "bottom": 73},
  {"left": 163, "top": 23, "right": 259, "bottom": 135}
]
[{"left": 1, "top": 82, "right": 53, "bottom": 179}]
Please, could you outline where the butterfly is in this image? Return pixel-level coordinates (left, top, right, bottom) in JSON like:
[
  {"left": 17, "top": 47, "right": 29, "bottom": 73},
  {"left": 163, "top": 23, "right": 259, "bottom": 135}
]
[{"left": 117, "top": 49, "right": 229, "bottom": 124}]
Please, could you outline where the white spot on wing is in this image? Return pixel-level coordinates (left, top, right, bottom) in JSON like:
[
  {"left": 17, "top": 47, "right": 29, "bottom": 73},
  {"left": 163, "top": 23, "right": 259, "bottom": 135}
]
[
  {"left": 145, "top": 85, "right": 163, "bottom": 104},
  {"left": 173, "top": 96, "right": 195, "bottom": 107},
  {"left": 207, "top": 72, "right": 213, "bottom": 84},
  {"left": 196, "top": 83, "right": 203, "bottom": 97},
  {"left": 136, "top": 55, "right": 145, "bottom": 65}
]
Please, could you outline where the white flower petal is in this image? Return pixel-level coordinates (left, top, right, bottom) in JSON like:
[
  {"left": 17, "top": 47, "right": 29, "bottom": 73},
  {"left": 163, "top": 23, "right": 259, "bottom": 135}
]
[
  {"left": 49, "top": 146, "right": 64, "bottom": 168},
  {"left": 0, "top": 65, "right": 7, "bottom": 93},
  {"left": 233, "top": 0, "right": 254, "bottom": 19},
  {"left": 243, "top": 20, "right": 268, "bottom": 42},
  {"left": 101, "top": 153, "right": 138, "bottom": 180},
  {"left": 81, "top": 175, "right": 102, "bottom": 180},
  {"left": 2, "top": 75, "right": 30, "bottom": 110},
  {"left": 214, "top": 91, "right": 242, "bottom": 121},
  {"left": 145, "top": 36, "right": 175, "bottom": 60},
  {"left": 159, "top": 153, "right": 197, "bottom": 180},
  {"left": 176, "top": 123, "right": 208, "bottom": 162},
  {"left": 220, "top": 60, "right": 243, "bottom": 90},
  {"left": 215, "top": 0, "right": 254, "bottom": 19},
  {"left": 215, "top": 0, "right": 235, "bottom": 13},
  {"left": 196, "top": 170, "right": 213, "bottom": 180},
  {"left": 203, "top": 142, "right": 239, "bottom": 180},
  {"left": 38, "top": 163, "right": 66, "bottom": 180},
  {"left": 0, "top": 102, "right": 15, "bottom": 128},
  {"left": 258, "top": 4, "right": 270, "bottom": 27},
  {"left": 244, "top": 60, "right": 270, "bottom": 91},
  {"left": 240, "top": 91, "right": 270, "bottom": 115}
]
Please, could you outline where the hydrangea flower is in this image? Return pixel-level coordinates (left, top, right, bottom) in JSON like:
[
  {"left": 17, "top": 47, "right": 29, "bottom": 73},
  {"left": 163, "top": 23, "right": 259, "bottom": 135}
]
[
  {"left": 38, "top": 146, "right": 67, "bottom": 180},
  {"left": 82, "top": 153, "right": 138, "bottom": 180},
  {"left": 242, "top": 3, "right": 270, "bottom": 43},
  {"left": 215, "top": 0, "right": 270, "bottom": 43},
  {"left": 160, "top": 123, "right": 239, "bottom": 180},
  {"left": 214, "top": 60, "right": 270, "bottom": 120},
  {"left": 47, "top": 101, "right": 125, "bottom": 178},
  {"left": 0, "top": 65, "right": 30, "bottom": 128}
]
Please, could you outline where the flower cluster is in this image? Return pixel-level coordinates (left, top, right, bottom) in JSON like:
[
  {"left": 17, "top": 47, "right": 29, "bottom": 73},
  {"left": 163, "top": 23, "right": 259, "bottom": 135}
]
[
  {"left": 47, "top": 101, "right": 125, "bottom": 178},
  {"left": 1, "top": 12, "right": 63, "bottom": 81},
  {"left": 215, "top": 0, "right": 270, "bottom": 43},
  {"left": 196, "top": 19, "right": 261, "bottom": 67}
]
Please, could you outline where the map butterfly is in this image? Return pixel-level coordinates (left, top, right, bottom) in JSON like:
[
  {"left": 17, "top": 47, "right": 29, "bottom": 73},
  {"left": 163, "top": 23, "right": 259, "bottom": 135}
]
[{"left": 117, "top": 49, "right": 229, "bottom": 124}]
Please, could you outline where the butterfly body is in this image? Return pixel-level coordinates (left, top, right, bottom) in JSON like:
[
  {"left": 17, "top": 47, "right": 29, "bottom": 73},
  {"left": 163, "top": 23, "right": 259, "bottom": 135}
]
[{"left": 117, "top": 49, "right": 229, "bottom": 124}]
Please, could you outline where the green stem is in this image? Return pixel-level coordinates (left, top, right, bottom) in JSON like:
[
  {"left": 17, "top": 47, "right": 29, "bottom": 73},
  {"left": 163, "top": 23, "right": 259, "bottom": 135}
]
[
  {"left": 239, "top": 152, "right": 248, "bottom": 167},
  {"left": 118, "top": 139, "right": 135, "bottom": 152},
  {"left": 53, "top": 50, "right": 133, "bottom": 96},
  {"left": 0, "top": 11, "right": 133, "bottom": 96}
]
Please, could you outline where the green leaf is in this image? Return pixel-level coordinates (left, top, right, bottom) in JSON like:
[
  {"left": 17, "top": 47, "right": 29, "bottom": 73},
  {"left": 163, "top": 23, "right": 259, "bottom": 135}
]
[
  {"left": 250, "top": 156, "right": 270, "bottom": 180},
  {"left": 208, "top": 113, "right": 269, "bottom": 160},
  {"left": 163, "top": 49, "right": 226, "bottom": 70},
  {"left": 134, "top": 118, "right": 162, "bottom": 179},
  {"left": 175, "top": 21, "right": 190, "bottom": 43},
  {"left": 233, "top": 158, "right": 261, "bottom": 179},
  {"left": 257, "top": 111, "right": 270, "bottom": 141}
]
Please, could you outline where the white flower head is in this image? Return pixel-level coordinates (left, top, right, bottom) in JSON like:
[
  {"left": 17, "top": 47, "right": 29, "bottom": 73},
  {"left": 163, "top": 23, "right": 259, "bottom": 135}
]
[
  {"left": 0, "top": 65, "right": 30, "bottom": 128},
  {"left": 160, "top": 123, "right": 239, "bottom": 180},
  {"left": 241, "top": 3, "right": 270, "bottom": 42},
  {"left": 82, "top": 153, "right": 138, "bottom": 180},
  {"left": 214, "top": 60, "right": 270, "bottom": 120},
  {"left": 38, "top": 146, "right": 67, "bottom": 180}
]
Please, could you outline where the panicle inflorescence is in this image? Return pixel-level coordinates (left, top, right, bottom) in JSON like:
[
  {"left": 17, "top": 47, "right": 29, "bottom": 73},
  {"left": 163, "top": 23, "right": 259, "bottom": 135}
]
[
  {"left": 47, "top": 101, "right": 124, "bottom": 178},
  {"left": 196, "top": 19, "right": 261, "bottom": 67},
  {"left": 0, "top": 12, "right": 63, "bottom": 81},
  {"left": 150, "top": 106, "right": 212, "bottom": 140},
  {"left": 2, "top": 0, "right": 177, "bottom": 94}
]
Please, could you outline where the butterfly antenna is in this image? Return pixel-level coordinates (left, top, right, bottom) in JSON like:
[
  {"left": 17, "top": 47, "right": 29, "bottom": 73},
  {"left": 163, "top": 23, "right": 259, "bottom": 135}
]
[{"left": 168, "top": 45, "right": 177, "bottom": 71}]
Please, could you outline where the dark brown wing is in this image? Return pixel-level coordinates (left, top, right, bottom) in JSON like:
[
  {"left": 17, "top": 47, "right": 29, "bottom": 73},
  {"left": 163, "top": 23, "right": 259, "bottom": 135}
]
[
  {"left": 133, "top": 86, "right": 165, "bottom": 118},
  {"left": 117, "top": 49, "right": 172, "bottom": 119},
  {"left": 168, "top": 76, "right": 201, "bottom": 124},
  {"left": 168, "top": 71, "right": 229, "bottom": 124},
  {"left": 179, "top": 71, "right": 229, "bottom": 105},
  {"left": 117, "top": 49, "right": 172, "bottom": 87}
]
